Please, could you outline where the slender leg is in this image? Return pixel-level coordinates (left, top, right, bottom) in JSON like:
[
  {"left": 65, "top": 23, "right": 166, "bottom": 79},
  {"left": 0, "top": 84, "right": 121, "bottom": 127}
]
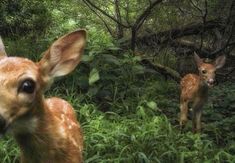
[
  {"left": 180, "top": 100, "right": 189, "bottom": 130},
  {"left": 192, "top": 100, "right": 204, "bottom": 133},
  {"left": 195, "top": 111, "right": 202, "bottom": 132}
]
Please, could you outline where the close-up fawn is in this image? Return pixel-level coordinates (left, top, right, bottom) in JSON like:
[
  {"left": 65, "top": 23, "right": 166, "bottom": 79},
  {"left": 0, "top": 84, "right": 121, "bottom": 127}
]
[
  {"left": 0, "top": 30, "right": 86, "bottom": 163},
  {"left": 180, "top": 53, "right": 226, "bottom": 133}
]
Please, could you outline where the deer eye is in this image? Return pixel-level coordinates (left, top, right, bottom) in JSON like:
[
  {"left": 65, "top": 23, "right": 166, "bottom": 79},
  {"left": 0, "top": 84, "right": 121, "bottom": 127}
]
[
  {"left": 18, "top": 79, "right": 36, "bottom": 94},
  {"left": 201, "top": 70, "right": 207, "bottom": 74}
]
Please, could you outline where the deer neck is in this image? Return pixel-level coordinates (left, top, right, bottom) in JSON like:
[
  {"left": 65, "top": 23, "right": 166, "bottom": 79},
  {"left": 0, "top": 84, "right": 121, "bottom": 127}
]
[
  {"left": 198, "top": 75, "right": 209, "bottom": 97},
  {"left": 13, "top": 97, "right": 63, "bottom": 163}
]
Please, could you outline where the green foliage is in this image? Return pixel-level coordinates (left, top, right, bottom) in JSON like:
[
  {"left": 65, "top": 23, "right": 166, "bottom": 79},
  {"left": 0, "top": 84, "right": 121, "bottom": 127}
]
[
  {"left": 46, "top": 70, "right": 235, "bottom": 163},
  {"left": 0, "top": 137, "right": 19, "bottom": 163},
  {"left": 0, "top": 43, "right": 235, "bottom": 162},
  {"left": 0, "top": 0, "right": 235, "bottom": 162},
  {"left": 0, "top": 0, "right": 52, "bottom": 37},
  {"left": 89, "top": 68, "right": 100, "bottom": 85},
  {"left": 3, "top": 36, "right": 50, "bottom": 60}
]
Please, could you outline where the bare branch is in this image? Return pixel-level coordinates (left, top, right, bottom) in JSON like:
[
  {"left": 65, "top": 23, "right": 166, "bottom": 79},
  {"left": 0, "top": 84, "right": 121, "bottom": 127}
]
[
  {"left": 207, "top": 1, "right": 235, "bottom": 57},
  {"left": 122, "top": 1, "right": 132, "bottom": 26},
  {"left": 199, "top": 0, "right": 208, "bottom": 51},
  {"left": 177, "top": 6, "right": 202, "bottom": 18},
  {"left": 83, "top": 0, "right": 131, "bottom": 28},
  {"left": 189, "top": 0, "right": 203, "bottom": 13},
  {"left": 210, "top": 19, "right": 235, "bottom": 56},
  {"left": 133, "top": 0, "right": 163, "bottom": 30},
  {"left": 114, "top": 0, "right": 124, "bottom": 38},
  {"left": 83, "top": 0, "right": 115, "bottom": 37},
  {"left": 123, "top": 19, "right": 224, "bottom": 55},
  {"left": 170, "top": 39, "right": 210, "bottom": 56},
  {"left": 140, "top": 59, "right": 181, "bottom": 82},
  {"left": 226, "top": 0, "right": 235, "bottom": 25}
]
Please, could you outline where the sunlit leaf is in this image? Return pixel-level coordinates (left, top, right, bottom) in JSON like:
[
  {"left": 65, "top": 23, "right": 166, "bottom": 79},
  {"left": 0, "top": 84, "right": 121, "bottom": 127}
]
[{"left": 89, "top": 68, "right": 100, "bottom": 85}]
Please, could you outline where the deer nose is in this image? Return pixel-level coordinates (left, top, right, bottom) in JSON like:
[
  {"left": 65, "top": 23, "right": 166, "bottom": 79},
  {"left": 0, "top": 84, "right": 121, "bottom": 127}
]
[
  {"left": 207, "top": 78, "right": 215, "bottom": 85},
  {"left": 0, "top": 115, "right": 7, "bottom": 134}
]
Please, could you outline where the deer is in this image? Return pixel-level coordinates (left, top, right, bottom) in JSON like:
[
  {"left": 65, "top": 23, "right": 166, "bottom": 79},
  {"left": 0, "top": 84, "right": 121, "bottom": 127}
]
[
  {"left": 180, "top": 53, "right": 226, "bottom": 133},
  {"left": 0, "top": 30, "right": 86, "bottom": 163}
]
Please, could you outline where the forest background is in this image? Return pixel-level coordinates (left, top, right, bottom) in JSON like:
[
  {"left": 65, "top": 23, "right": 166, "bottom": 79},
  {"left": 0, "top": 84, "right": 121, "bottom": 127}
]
[{"left": 0, "top": 0, "right": 235, "bottom": 162}]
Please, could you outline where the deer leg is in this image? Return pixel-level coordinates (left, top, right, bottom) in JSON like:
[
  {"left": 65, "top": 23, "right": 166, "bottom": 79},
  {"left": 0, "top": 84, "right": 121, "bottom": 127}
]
[
  {"left": 180, "top": 100, "right": 189, "bottom": 130},
  {"left": 192, "top": 100, "right": 204, "bottom": 133}
]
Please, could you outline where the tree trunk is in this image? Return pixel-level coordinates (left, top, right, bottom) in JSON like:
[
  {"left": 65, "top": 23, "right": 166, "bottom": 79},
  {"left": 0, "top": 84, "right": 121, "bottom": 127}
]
[
  {"left": 131, "top": 28, "right": 137, "bottom": 52},
  {"left": 114, "top": 0, "right": 124, "bottom": 39}
]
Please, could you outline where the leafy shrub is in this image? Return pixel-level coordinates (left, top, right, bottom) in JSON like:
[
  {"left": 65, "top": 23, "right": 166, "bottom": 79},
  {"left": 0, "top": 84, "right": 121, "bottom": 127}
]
[
  {"left": 0, "top": 0, "right": 52, "bottom": 37},
  {"left": 0, "top": 19, "right": 235, "bottom": 163}
]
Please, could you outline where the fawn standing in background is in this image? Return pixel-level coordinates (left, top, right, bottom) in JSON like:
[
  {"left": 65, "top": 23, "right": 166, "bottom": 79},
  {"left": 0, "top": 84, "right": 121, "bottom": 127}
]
[
  {"left": 0, "top": 30, "right": 86, "bottom": 163},
  {"left": 180, "top": 53, "right": 226, "bottom": 133}
]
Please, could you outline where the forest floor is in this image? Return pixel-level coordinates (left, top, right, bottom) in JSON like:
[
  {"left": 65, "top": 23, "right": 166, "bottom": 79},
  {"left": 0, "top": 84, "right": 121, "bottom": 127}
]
[{"left": 0, "top": 52, "right": 234, "bottom": 163}]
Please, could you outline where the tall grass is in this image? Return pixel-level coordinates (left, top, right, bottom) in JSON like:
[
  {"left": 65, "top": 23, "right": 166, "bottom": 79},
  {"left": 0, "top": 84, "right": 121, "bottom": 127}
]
[{"left": 0, "top": 37, "right": 234, "bottom": 163}]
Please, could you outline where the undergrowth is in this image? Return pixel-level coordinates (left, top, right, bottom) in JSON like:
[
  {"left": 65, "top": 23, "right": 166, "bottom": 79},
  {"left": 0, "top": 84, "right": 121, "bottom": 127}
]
[{"left": 0, "top": 36, "right": 234, "bottom": 163}]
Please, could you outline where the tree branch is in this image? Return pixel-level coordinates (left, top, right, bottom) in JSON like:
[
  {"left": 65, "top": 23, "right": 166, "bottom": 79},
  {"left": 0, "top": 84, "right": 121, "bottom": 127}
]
[
  {"left": 170, "top": 39, "right": 210, "bottom": 56},
  {"left": 140, "top": 59, "right": 181, "bottom": 83},
  {"left": 114, "top": 0, "right": 124, "bottom": 39},
  {"left": 83, "top": 0, "right": 131, "bottom": 28},
  {"left": 83, "top": 0, "right": 115, "bottom": 37},
  {"left": 133, "top": 0, "right": 163, "bottom": 30},
  {"left": 210, "top": 22, "right": 235, "bottom": 56},
  {"left": 133, "top": 19, "right": 223, "bottom": 46}
]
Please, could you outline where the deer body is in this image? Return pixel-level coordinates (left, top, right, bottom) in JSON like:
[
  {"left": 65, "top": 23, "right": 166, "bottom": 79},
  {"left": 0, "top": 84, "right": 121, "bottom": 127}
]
[
  {"left": 180, "top": 54, "right": 226, "bottom": 132},
  {"left": 0, "top": 30, "right": 86, "bottom": 163},
  {"left": 15, "top": 98, "right": 83, "bottom": 163}
]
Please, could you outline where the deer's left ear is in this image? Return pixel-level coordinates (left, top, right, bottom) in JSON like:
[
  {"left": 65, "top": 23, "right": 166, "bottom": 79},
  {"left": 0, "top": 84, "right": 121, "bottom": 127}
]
[
  {"left": 194, "top": 52, "right": 203, "bottom": 67},
  {"left": 0, "top": 37, "right": 7, "bottom": 57},
  {"left": 38, "top": 30, "right": 86, "bottom": 87},
  {"left": 214, "top": 55, "right": 226, "bottom": 69}
]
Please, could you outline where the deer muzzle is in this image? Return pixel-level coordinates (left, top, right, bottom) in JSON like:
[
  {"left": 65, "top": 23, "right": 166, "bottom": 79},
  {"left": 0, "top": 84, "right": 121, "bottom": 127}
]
[{"left": 207, "top": 78, "right": 215, "bottom": 87}]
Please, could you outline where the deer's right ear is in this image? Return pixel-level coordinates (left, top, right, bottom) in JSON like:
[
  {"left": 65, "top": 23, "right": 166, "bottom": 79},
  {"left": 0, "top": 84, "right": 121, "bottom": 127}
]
[
  {"left": 0, "top": 37, "right": 7, "bottom": 57},
  {"left": 194, "top": 52, "right": 203, "bottom": 67},
  {"left": 38, "top": 30, "right": 86, "bottom": 88},
  {"left": 214, "top": 55, "right": 226, "bottom": 69}
]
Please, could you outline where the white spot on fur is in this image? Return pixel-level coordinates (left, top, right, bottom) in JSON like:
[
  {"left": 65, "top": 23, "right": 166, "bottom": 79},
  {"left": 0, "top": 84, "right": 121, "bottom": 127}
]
[
  {"left": 62, "top": 101, "right": 69, "bottom": 113},
  {"left": 61, "top": 114, "right": 65, "bottom": 122},
  {"left": 71, "top": 122, "right": 78, "bottom": 127},
  {"left": 69, "top": 136, "right": 78, "bottom": 147},
  {"left": 58, "top": 125, "right": 67, "bottom": 138}
]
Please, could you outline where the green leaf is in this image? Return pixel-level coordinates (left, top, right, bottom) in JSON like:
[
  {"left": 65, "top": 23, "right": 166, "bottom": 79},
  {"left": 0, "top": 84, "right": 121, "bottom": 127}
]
[
  {"left": 89, "top": 68, "right": 100, "bottom": 85},
  {"left": 81, "top": 54, "right": 94, "bottom": 62},
  {"left": 147, "top": 101, "right": 158, "bottom": 110},
  {"left": 107, "top": 46, "right": 120, "bottom": 51},
  {"left": 102, "top": 54, "right": 121, "bottom": 66},
  {"left": 132, "top": 65, "right": 145, "bottom": 74}
]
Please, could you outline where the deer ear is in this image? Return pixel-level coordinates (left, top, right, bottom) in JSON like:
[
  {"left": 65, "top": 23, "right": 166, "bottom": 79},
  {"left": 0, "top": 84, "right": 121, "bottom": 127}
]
[
  {"left": 194, "top": 52, "right": 203, "bottom": 67},
  {"left": 0, "top": 37, "right": 7, "bottom": 57},
  {"left": 38, "top": 30, "right": 86, "bottom": 86},
  {"left": 214, "top": 55, "right": 226, "bottom": 69}
]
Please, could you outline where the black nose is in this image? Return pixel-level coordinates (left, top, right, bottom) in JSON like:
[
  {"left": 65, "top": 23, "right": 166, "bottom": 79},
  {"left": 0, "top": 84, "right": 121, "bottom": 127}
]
[{"left": 0, "top": 115, "right": 7, "bottom": 134}]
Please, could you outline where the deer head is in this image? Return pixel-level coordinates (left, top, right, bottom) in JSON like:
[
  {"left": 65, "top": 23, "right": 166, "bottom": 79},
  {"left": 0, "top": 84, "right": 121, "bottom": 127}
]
[
  {"left": 194, "top": 53, "right": 226, "bottom": 88},
  {"left": 0, "top": 30, "right": 86, "bottom": 135}
]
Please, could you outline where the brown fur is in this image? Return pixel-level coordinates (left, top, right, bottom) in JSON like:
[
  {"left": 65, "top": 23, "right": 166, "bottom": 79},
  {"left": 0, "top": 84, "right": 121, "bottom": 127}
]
[
  {"left": 180, "top": 53, "right": 226, "bottom": 132},
  {"left": 0, "top": 30, "right": 86, "bottom": 163},
  {"left": 16, "top": 98, "right": 83, "bottom": 163}
]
